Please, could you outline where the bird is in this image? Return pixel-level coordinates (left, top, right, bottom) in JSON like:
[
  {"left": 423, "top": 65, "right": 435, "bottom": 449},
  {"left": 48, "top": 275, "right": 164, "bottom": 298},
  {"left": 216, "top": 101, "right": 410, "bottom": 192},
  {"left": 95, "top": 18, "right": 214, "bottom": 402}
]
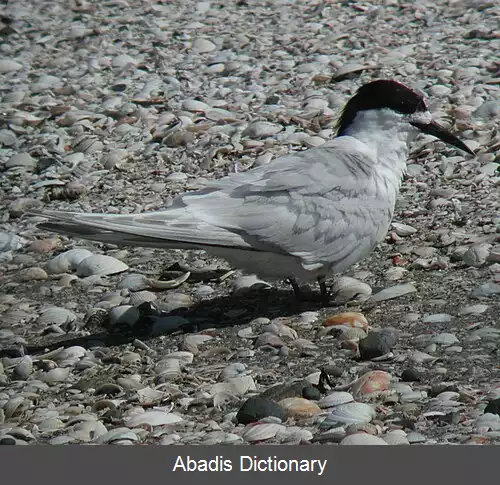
[{"left": 31, "top": 79, "right": 474, "bottom": 305}]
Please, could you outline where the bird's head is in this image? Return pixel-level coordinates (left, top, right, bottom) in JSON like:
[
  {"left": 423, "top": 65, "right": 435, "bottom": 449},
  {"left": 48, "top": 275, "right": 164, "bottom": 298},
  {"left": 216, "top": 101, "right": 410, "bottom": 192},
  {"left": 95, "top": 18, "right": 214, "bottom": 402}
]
[{"left": 336, "top": 79, "right": 474, "bottom": 155}]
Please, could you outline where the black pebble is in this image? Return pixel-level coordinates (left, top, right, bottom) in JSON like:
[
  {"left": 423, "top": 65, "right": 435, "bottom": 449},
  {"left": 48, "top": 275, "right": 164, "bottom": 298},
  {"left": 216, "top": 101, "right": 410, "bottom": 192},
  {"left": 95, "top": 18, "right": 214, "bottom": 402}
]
[
  {"left": 302, "top": 385, "right": 321, "bottom": 401},
  {"left": 485, "top": 398, "right": 500, "bottom": 416},
  {"left": 359, "top": 331, "right": 396, "bottom": 360},
  {"left": 236, "top": 396, "right": 286, "bottom": 425},
  {"left": 401, "top": 368, "right": 422, "bottom": 382}
]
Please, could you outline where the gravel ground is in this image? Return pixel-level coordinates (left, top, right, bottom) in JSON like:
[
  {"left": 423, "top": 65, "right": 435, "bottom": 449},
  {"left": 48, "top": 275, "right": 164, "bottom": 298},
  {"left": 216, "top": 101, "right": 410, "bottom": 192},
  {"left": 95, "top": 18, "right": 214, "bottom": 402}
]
[{"left": 0, "top": 0, "right": 499, "bottom": 445}]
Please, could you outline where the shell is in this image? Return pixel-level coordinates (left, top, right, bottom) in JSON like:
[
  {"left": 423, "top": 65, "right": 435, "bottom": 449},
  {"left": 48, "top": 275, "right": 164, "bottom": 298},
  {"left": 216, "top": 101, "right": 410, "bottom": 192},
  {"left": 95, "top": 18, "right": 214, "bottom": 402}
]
[
  {"left": 76, "top": 254, "right": 129, "bottom": 277},
  {"left": 325, "top": 402, "right": 376, "bottom": 425},
  {"left": 45, "top": 248, "right": 93, "bottom": 274},
  {"left": 350, "top": 370, "right": 391, "bottom": 397},
  {"left": 332, "top": 277, "right": 372, "bottom": 303},
  {"left": 12, "top": 356, "right": 33, "bottom": 380},
  {"left": 124, "top": 410, "right": 183, "bottom": 427},
  {"left": 383, "top": 430, "right": 410, "bottom": 445},
  {"left": 0, "top": 231, "right": 27, "bottom": 252},
  {"left": 3, "top": 396, "right": 29, "bottom": 419},
  {"left": 37, "top": 307, "right": 77, "bottom": 326},
  {"left": 241, "top": 422, "right": 285, "bottom": 442},
  {"left": 210, "top": 375, "right": 256, "bottom": 396},
  {"left": 95, "top": 427, "right": 140, "bottom": 444},
  {"left": 218, "top": 363, "right": 247, "bottom": 380},
  {"left": 278, "top": 397, "right": 322, "bottom": 419},
  {"left": 108, "top": 305, "right": 140, "bottom": 326},
  {"left": 340, "top": 433, "right": 388, "bottom": 445},
  {"left": 318, "top": 391, "right": 354, "bottom": 409},
  {"left": 324, "top": 312, "right": 369, "bottom": 330},
  {"left": 154, "top": 358, "right": 181, "bottom": 379},
  {"left": 128, "top": 290, "right": 157, "bottom": 306}
]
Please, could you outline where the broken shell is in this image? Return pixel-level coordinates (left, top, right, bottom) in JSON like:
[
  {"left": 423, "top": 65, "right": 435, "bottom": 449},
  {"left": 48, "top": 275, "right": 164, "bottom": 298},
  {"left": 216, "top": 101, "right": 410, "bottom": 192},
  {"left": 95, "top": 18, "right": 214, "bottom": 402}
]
[
  {"left": 77, "top": 254, "right": 129, "bottom": 277},
  {"left": 4, "top": 396, "right": 30, "bottom": 419},
  {"left": 38, "top": 307, "right": 77, "bottom": 326},
  {"left": 45, "top": 248, "right": 93, "bottom": 274},
  {"left": 0, "top": 231, "right": 27, "bottom": 252},
  {"left": 324, "top": 312, "right": 369, "bottom": 330},
  {"left": 318, "top": 391, "right": 354, "bottom": 409},
  {"left": 278, "top": 397, "right": 322, "bottom": 419},
  {"left": 154, "top": 358, "right": 181, "bottom": 380}
]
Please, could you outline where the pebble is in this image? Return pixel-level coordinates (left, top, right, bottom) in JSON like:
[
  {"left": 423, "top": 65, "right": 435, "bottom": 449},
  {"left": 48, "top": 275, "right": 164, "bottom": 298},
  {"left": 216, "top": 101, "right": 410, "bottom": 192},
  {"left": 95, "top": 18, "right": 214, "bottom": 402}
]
[{"left": 236, "top": 397, "right": 286, "bottom": 425}]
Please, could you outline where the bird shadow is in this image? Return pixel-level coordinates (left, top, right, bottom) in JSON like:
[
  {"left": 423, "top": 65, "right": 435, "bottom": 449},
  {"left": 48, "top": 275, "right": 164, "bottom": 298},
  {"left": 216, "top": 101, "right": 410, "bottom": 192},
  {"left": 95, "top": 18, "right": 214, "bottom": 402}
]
[{"left": 0, "top": 287, "right": 331, "bottom": 357}]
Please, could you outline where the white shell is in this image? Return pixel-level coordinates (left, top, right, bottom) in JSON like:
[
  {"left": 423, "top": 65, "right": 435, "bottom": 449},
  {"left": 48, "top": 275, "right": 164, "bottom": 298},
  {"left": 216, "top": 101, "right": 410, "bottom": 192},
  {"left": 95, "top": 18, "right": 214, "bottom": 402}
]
[
  {"left": 13, "top": 356, "right": 33, "bottom": 380},
  {"left": 124, "top": 410, "right": 184, "bottom": 427},
  {"left": 383, "top": 430, "right": 410, "bottom": 445},
  {"left": 318, "top": 391, "right": 354, "bottom": 409},
  {"left": 332, "top": 276, "right": 372, "bottom": 303},
  {"left": 340, "top": 433, "right": 388, "bottom": 445},
  {"left": 95, "top": 427, "right": 140, "bottom": 444},
  {"left": 45, "top": 248, "right": 93, "bottom": 274},
  {"left": 165, "top": 351, "right": 194, "bottom": 364},
  {"left": 76, "top": 254, "right": 128, "bottom": 277},
  {"left": 154, "top": 358, "right": 181, "bottom": 379},
  {"left": 218, "top": 363, "right": 247, "bottom": 380},
  {"left": 0, "top": 231, "right": 27, "bottom": 252},
  {"left": 128, "top": 290, "right": 157, "bottom": 306},
  {"left": 108, "top": 305, "right": 140, "bottom": 326},
  {"left": 38, "top": 307, "right": 77, "bottom": 326},
  {"left": 210, "top": 375, "right": 256, "bottom": 396},
  {"left": 326, "top": 402, "right": 376, "bottom": 425},
  {"left": 242, "top": 423, "right": 285, "bottom": 442}
]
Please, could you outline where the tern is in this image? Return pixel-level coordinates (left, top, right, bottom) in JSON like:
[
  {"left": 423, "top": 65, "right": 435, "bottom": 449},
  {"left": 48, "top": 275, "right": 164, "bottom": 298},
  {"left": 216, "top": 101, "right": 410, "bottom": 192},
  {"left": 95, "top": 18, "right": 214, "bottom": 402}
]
[{"left": 32, "top": 80, "right": 474, "bottom": 305}]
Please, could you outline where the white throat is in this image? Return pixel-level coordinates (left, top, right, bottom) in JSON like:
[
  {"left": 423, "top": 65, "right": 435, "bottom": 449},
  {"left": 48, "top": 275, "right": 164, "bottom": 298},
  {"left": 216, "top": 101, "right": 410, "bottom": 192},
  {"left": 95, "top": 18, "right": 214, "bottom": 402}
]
[{"left": 342, "top": 108, "right": 416, "bottom": 182}]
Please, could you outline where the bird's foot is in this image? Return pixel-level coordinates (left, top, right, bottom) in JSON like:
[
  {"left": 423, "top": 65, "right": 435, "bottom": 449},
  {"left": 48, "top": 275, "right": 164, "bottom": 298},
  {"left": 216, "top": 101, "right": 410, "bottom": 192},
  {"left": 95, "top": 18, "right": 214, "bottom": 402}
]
[{"left": 285, "top": 277, "right": 334, "bottom": 307}]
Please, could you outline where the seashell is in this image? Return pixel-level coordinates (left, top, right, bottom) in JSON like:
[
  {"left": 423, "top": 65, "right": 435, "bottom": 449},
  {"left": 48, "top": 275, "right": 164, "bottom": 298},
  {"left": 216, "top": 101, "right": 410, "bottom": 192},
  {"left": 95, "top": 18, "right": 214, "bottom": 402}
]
[
  {"left": 136, "top": 387, "right": 164, "bottom": 404},
  {"left": 383, "top": 430, "right": 410, "bottom": 445},
  {"left": 325, "top": 402, "right": 376, "bottom": 425},
  {"left": 0, "top": 231, "right": 27, "bottom": 252},
  {"left": 69, "top": 420, "right": 108, "bottom": 442},
  {"left": 368, "top": 283, "right": 417, "bottom": 303},
  {"left": 262, "top": 322, "right": 297, "bottom": 340},
  {"left": 391, "top": 222, "right": 417, "bottom": 236},
  {"left": 124, "top": 410, "right": 184, "bottom": 427},
  {"left": 12, "top": 356, "right": 33, "bottom": 380},
  {"left": 277, "top": 397, "right": 322, "bottom": 419},
  {"left": 76, "top": 254, "right": 129, "bottom": 277},
  {"left": 350, "top": 370, "right": 391, "bottom": 397},
  {"left": 324, "top": 312, "right": 369, "bottom": 330},
  {"left": 154, "top": 358, "right": 181, "bottom": 379},
  {"left": 165, "top": 351, "right": 194, "bottom": 364},
  {"left": 38, "top": 367, "right": 71, "bottom": 385},
  {"left": 241, "top": 422, "right": 285, "bottom": 442},
  {"left": 242, "top": 121, "right": 283, "bottom": 139},
  {"left": 3, "top": 396, "right": 30, "bottom": 419},
  {"left": 219, "top": 363, "right": 247, "bottom": 381},
  {"left": 38, "top": 307, "right": 77, "bottom": 326},
  {"left": 340, "top": 433, "right": 388, "bottom": 445},
  {"left": 45, "top": 248, "right": 93, "bottom": 274},
  {"left": 128, "top": 290, "right": 157, "bottom": 306},
  {"left": 331, "top": 63, "right": 378, "bottom": 82},
  {"left": 332, "top": 277, "right": 372, "bottom": 303},
  {"left": 108, "top": 305, "right": 140, "bottom": 326},
  {"left": 210, "top": 375, "right": 256, "bottom": 396},
  {"left": 95, "top": 427, "right": 140, "bottom": 444},
  {"left": 318, "top": 391, "right": 354, "bottom": 409}
]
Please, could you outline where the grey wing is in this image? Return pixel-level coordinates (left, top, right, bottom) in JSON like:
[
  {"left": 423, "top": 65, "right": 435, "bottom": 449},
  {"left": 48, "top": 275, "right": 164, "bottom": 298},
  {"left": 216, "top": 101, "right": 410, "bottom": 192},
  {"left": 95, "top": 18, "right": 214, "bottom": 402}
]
[{"left": 182, "top": 138, "right": 395, "bottom": 271}]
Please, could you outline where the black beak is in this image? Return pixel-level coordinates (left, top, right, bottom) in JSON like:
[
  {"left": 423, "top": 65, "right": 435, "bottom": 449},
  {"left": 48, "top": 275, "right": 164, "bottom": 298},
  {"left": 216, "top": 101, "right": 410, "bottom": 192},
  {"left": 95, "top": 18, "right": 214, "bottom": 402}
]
[{"left": 410, "top": 120, "right": 475, "bottom": 155}]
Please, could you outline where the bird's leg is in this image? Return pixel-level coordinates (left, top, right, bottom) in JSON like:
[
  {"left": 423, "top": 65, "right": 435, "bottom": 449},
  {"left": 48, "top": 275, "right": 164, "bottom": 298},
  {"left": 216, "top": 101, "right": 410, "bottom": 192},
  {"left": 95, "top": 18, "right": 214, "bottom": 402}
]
[
  {"left": 317, "top": 276, "right": 331, "bottom": 306},
  {"left": 286, "top": 277, "right": 304, "bottom": 301}
]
